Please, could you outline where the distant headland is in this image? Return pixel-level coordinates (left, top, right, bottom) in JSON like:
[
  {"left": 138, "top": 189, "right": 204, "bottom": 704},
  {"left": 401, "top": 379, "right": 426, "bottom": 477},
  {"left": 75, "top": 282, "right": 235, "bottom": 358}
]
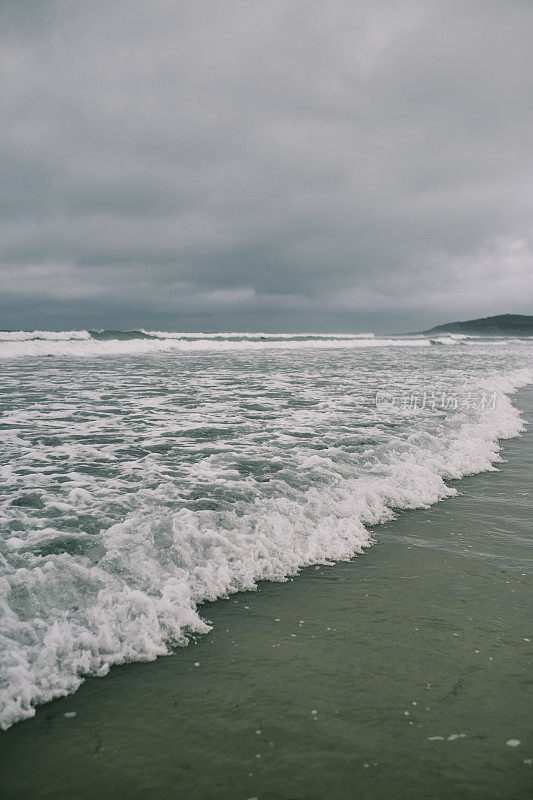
[{"left": 419, "top": 314, "right": 533, "bottom": 335}]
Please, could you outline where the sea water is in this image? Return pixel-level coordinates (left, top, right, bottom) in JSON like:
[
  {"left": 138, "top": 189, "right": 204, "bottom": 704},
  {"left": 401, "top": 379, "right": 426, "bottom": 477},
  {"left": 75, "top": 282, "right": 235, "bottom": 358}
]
[{"left": 0, "top": 331, "right": 531, "bottom": 730}]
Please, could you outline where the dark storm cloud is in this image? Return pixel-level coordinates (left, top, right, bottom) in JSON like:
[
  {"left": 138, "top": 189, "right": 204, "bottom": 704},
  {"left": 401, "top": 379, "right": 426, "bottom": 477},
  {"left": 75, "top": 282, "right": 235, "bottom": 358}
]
[{"left": 1, "top": 0, "right": 532, "bottom": 331}]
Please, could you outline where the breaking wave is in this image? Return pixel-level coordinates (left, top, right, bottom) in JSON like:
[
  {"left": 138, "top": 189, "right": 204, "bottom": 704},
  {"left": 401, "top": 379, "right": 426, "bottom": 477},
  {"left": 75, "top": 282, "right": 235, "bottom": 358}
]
[
  {"left": 0, "top": 329, "right": 482, "bottom": 358},
  {"left": 0, "top": 341, "right": 530, "bottom": 729}
]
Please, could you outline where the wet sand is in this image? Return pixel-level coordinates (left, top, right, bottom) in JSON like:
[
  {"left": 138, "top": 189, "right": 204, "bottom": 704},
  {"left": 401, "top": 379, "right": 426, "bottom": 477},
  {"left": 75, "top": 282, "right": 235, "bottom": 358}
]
[{"left": 1, "top": 389, "right": 531, "bottom": 800}]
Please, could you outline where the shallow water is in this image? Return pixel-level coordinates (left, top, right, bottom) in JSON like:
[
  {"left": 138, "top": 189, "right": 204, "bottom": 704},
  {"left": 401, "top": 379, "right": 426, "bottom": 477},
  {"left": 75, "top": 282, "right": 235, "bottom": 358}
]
[
  {"left": 1, "top": 336, "right": 532, "bottom": 730},
  {"left": 0, "top": 388, "right": 531, "bottom": 799}
]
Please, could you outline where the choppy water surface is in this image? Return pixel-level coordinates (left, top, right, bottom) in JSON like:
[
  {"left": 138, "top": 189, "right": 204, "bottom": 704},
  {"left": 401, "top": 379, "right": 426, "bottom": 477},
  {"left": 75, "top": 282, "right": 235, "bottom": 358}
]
[{"left": 0, "top": 333, "right": 531, "bottom": 729}]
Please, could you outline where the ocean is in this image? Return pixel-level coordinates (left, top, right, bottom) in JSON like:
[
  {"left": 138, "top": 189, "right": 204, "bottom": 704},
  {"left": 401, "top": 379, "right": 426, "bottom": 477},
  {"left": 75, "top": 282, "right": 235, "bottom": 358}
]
[{"left": 0, "top": 329, "right": 531, "bottom": 742}]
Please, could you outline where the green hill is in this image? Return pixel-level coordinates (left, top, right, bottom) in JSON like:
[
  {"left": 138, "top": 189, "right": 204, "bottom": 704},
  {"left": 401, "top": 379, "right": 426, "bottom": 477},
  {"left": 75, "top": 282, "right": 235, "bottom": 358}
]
[{"left": 422, "top": 314, "right": 533, "bottom": 335}]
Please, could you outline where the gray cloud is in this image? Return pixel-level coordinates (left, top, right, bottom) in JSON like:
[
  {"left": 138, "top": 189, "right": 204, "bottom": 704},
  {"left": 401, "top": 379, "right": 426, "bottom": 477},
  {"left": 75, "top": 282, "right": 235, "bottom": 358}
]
[{"left": 1, "top": 0, "right": 532, "bottom": 331}]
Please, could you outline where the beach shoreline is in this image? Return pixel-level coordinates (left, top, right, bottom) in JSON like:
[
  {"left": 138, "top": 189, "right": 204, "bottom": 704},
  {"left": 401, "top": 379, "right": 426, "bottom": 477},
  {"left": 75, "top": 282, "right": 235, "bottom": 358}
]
[{"left": 1, "top": 386, "right": 531, "bottom": 799}]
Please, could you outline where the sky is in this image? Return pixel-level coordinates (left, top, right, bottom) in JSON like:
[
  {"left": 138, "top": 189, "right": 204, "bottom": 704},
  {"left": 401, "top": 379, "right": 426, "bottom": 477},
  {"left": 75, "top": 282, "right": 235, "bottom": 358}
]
[{"left": 1, "top": 0, "right": 532, "bottom": 333}]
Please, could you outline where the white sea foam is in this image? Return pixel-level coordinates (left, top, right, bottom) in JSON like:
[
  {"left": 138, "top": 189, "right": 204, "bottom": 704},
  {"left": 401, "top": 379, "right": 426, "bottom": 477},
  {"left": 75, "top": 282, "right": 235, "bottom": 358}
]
[
  {"left": 0, "top": 335, "right": 426, "bottom": 358},
  {"left": 0, "top": 330, "right": 91, "bottom": 342},
  {"left": 142, "top": 330, "right": 377, "bottom": 340},
  {"left": 0, "top": 343, "right": 531, "bottom": 729},
  {"left": 0, "top": 328, "right": 515, "bottom": 358},
  {"left": 429, "top": 335, "right": 464, "bottom": 345}
]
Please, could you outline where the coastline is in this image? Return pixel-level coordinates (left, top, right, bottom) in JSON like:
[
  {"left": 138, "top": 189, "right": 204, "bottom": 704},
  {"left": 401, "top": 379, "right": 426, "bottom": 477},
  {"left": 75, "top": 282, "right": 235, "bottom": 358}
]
[{"left": 0, "top": 388, "right": 531, "bottom": 800}]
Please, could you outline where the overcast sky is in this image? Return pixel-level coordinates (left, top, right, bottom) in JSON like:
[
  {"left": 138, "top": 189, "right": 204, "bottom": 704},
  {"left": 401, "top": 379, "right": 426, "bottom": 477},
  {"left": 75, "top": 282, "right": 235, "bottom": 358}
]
[{"left": 1, "top": 0, "right": 532, "bottom": 332}]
